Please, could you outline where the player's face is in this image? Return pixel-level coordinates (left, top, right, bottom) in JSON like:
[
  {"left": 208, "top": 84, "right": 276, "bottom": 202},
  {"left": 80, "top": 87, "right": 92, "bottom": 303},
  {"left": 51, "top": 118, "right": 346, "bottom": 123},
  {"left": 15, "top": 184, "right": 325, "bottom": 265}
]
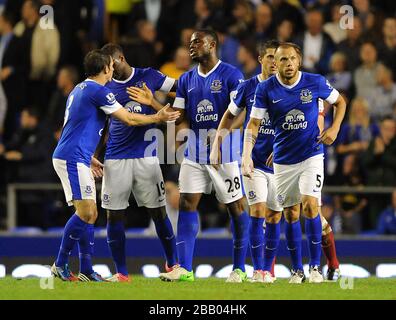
[
  {"left": 275, "top": 47, "right": 300, "bottom": 79},
  {"left": 111, "top": 54, "right": 124, "bottom": 80},
  {"left": 189, "top": 32, "right": 214, "bottom": 62},
  {"left": 259, "top": 48, "right": 277, "bottom": 76}
]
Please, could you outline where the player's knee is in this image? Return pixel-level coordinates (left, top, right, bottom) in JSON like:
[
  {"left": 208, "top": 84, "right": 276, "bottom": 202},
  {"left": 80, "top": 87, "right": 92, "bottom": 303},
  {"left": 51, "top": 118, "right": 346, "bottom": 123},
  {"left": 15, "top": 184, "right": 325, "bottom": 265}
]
[
  {"left": 107, "top": 210, "right": 125, "bottom": 224},
  {"left": 265, "top": 210, "right": 282, "bottom": 224},
  {"left": 148, "top": 207, "right": 166, "bottom": 221},
  {"left": 302, "top": 199, "right": 319, "bottom": 218},
  {"left": 226, "top": 200, "right": 244, "bottom": 217},
  {"left": 283, "top": 206, "right": 299, "bottom": 223},
  {"left": 179, "top": 195, "right": 197, "bottom": 212},
  {"left": 249, "top": 203, "right": 266, "bottom": 218}
]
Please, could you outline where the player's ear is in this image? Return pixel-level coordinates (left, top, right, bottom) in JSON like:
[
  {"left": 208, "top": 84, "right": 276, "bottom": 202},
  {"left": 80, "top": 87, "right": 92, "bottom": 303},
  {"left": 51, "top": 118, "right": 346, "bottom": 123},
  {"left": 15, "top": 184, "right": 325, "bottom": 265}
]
[{"left": 258, "top": 55, "right": 262, "bottom": 64}]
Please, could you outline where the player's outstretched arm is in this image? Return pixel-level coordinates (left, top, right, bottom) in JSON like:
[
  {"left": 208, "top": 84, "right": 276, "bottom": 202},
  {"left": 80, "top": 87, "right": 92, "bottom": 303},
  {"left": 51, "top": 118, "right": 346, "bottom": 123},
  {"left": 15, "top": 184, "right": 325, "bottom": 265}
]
[
  {"left": 318, "top": 95, "right": 346, "bottom": 145},
  {"left": 111, "top": 104, "right": 180, "bottom": 126},
  {"left": 241, "top": 118, "right": 260, "bottom": 179},
  {"left": 209, "top": 109, "right": 237, "bottom": 169},
  {"left": 126, "top": 84, "right": 164, "bottom": 112}
]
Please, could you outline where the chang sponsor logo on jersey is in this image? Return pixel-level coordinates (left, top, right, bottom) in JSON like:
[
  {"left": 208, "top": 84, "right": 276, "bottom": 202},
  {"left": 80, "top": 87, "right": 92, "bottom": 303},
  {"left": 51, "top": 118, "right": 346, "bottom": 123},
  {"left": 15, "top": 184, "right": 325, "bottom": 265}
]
[
  {"left": 195, "top": 99, "right": 218, "bottom": 122},
  {"left": 282, "top": 109, "right": 308, "bottom": 130},
  {"left": 258, "top": 110, "right": 275, "bottom": 135},
  {"left": 125, "top": 101, "right": 142, "bottom": 113}
]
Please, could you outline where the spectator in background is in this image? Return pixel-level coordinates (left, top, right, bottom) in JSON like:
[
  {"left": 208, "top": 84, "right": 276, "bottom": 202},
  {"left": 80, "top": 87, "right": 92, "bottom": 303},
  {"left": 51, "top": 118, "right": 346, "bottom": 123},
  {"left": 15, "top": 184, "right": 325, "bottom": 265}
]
[
  {"left": 106, "top": 0, "right": 136, "bottom": 43},
  {"left": 321, "top": 195, "right": 342, "bottom": 234},
  {"left": 194, "top": 0, "right": 224, "bottom": 30},
  {"left": 0, "top": 11, "right": 28, "bottom": 142},
  {"left": 228, "top": 0, "right": 255, "bottom": 39},
  {"left": 337, "top": 16, "right": 363, "bottom": 72},
  {"left": 354, "top": 41, "right": 381, "bottom": 101},
  {"left": 0, "top": 106, "right": 57, "bottom": 227},
  {"left": 324, "top": 3, "right": 348, "bottom": 45},
  {"left": 14, "top": 0, "right": 60, "bottom": 110},
  {"left": 160, "top": 46, "right": 192, "bottom": 80},
  {"left": 237, "top": 40, "right": 260, "bottom": 79},
  {"left": 294, "top": 9, "right": 335, "bottom": 74},
  {"left": 276, "top": 19, "right": 294, "bottom": 43},
  {"left": 377, "top": 190, "right": 396, "bottom": 235},
  {"left": 254, "top": 2, "right": 274, "bottom": 42},
  {"left": 378, "top": 17, "right": 396, "bottom": 77},
  {"left": 362, "top": 117, "right": 396, "bottom": 227},
  {"left": 46, "top": 66, "right": 79, "bottom": 130},
  {"left": 368, "top": 64, "right": 396, "bottom": 121},
  {"left": 353, "top": 0, "right": 376, "bottom": 35},
  {"left": 122, "top": 20, "right": 161, "bottom": 68},
  {"left": 335, "top": 97, "right": 378, "bottom": 171},
  {"left": 335, "top": 154, "right": 367, "bottom": 234},
  {"left": 271, "top": 0, "right": 304, "bottom": 34},
  {"left": 180, "top": 28, "right": 195, "bottom": 49},
  {"left": 326, "top": 52, "right": 352, "bottom": 94},
  {"left": 214, "top": 23, "right": 241, "bottom": 69}
]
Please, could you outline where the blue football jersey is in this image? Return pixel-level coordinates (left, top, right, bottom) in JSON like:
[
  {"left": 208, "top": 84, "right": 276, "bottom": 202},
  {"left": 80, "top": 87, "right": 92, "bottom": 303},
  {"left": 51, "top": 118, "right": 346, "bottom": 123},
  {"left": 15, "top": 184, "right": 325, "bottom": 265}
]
[
  {"left": 229, "top": 74, "right": 275, "bottom": 173},
  {"left": 53, "top": 79, "right": 122, "bottom": 166},
  {"left": 173, "top": 61, "right": 244, "bottom": 164},
  {"left": 251, "top": 72, "right": 339, "bottom": 165},
  {"left": 105, "top": 68, "right": 175, "bottom": 159}
]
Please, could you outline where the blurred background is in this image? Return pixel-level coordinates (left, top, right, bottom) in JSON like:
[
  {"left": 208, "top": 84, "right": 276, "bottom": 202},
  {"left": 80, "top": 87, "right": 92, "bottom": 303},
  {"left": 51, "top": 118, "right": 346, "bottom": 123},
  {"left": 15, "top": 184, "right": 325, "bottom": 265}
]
[{"left": 0, "top": 0, "right": 395, "bottom": 278}]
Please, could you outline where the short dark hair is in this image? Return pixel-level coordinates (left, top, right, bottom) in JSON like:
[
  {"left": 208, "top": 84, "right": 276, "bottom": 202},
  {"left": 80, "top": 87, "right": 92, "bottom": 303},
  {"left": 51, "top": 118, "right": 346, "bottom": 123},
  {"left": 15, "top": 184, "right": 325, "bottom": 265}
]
[
  {"left": 22, "top": 106, "right": 40, "bottom": 119},
  {"left": 194, "top": 28, "right": 219, "bottom": 46},
  {"left": 83, "top": 49, "right": 111, "bottom": 77},
  {"left": 101, "top": 43, "right": 124, "bottom": 58},
  {"left": 257, "top": 39, "right": 280, "bottom": 56},
  {"left": 60, "top": 65, "right": 80, "bottom": 85}
]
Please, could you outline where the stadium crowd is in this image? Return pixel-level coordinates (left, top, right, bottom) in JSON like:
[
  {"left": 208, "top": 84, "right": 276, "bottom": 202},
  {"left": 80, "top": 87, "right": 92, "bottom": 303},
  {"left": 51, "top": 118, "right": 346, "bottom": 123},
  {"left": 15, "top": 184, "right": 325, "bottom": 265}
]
[{"left": 0, "top": 0, "right": 395, "bottom": 235}]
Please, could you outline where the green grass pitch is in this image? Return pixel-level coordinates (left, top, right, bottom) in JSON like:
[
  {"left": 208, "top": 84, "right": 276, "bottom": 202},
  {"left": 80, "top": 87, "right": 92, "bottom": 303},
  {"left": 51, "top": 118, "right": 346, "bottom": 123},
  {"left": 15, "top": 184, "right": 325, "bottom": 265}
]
[{"left": 1, "top": 276, "right": 395, "bottom": 300}]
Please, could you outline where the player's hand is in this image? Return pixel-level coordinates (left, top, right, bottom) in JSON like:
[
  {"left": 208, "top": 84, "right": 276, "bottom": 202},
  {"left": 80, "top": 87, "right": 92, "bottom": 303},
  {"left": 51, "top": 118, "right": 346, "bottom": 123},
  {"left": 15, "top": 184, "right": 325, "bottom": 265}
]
[
  {"left": 265, "top": 152, "right": 273, "bottom": 168},
  {"left": 4, "top": 150, "right": 22, "bottom": 161},
  {"left": 91, "top": 156, "right": 104, "bottom": 179},
  {"left": 241, "top": 156, "right": 254, "bottom": 179},
  {"left": 318, "top": 126, "right": 339, "bottom": 145},
  {"left": 126, "top": 83, "right": 153, "bottom": 106},
  {"left": 156, "top": 104, "right": 180, "bottom": 123},
  {"left": 209, "top": 146, "right": 221, "bottom": 170}
]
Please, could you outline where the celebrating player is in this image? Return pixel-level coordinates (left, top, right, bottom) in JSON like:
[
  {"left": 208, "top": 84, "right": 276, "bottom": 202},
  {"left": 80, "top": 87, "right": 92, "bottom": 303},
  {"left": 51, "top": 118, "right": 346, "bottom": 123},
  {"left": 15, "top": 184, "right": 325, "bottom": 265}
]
[
  {"left": 158, "top": 29, "right": 249, "bottom": 282},
  {"left": 242, "top": 42, "right": 346, "bottom": 283},
  {"left": 99, "top": 43, "right": 178, "bottom": 282},
  {"left": 210, "top": 40, "right": 281, "bottom": 283},
  {"left": 51, "top": 50, "right": 179, "bottom": 281}
]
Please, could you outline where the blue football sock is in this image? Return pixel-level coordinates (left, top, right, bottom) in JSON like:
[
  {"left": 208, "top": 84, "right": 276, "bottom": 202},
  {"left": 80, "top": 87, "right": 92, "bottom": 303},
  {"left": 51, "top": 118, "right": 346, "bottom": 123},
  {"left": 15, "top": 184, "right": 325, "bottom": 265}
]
[
  {"left": 56, "top": 214, "right": 88, "bottom": 267},
  {"left": 285, "top": 220, "right": 303, "bottom": 271},
  {"left": 249, "top": 216, "right": 265, "bottom": 271},
  {"left": 305, "top": 214, "right": 322, "bottom": 267},
  {"left": 230, "top": 211, "right": 249, "bottom": 272},
  {"left": 176, "top": 211, "right": 199, "bottom": 272},
  {"left": 153, "top": 215, "right": 177, "bottom": 267},
  {"left": 107, "top": 221, "right": 128, "bottom": 276},
  {"left": 263, "top": 222, "right": 280, "bottom": 271},
  {"left": 78, "top": 223, "right": 95, "bottom": 275}
]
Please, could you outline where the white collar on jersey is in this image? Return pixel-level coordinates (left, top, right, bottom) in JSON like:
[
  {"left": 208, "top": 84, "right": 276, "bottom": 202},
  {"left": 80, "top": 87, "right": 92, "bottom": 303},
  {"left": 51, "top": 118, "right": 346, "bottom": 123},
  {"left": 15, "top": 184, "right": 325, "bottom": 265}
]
[
  {"left": 197, "top": 60, "right": 222, "bottom": 78},
  {"left": 257, "top": 74, "right": 265, "bottom": 82},
  {"left": 112, "top": 67, "right": 135, "bottom": 84},
  {"left": 85, "top": 78, "right": 100, "bottom": 84},
  {"left": 275, "top": 71, "right": 302, "bottom": 89}
]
